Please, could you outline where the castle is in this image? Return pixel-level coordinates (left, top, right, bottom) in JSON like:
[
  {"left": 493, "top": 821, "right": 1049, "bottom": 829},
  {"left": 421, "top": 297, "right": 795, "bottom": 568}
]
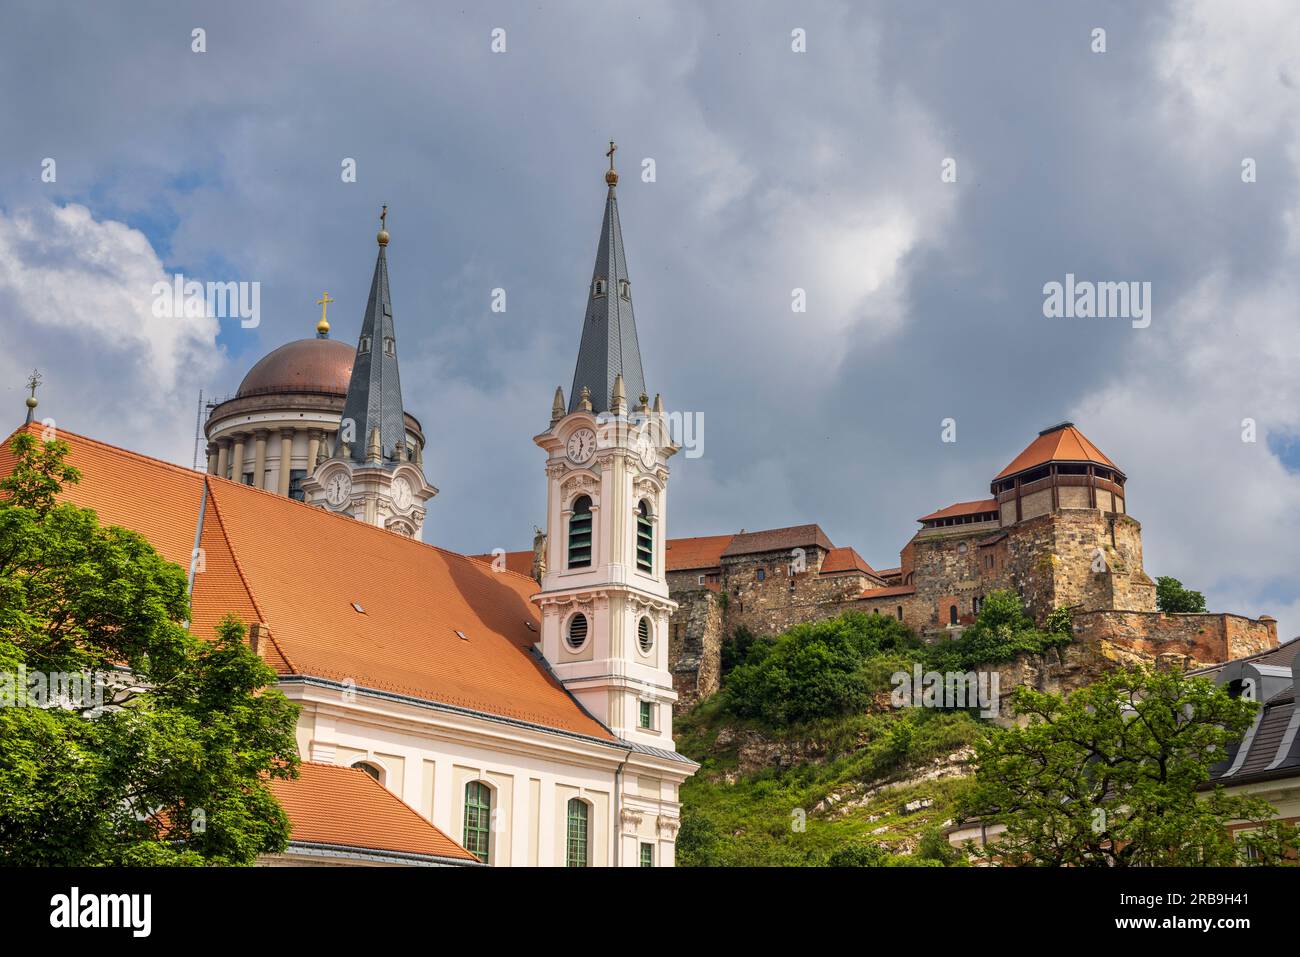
[{"left": 485, "top": 422, "right": 1279, "bottom": 710}]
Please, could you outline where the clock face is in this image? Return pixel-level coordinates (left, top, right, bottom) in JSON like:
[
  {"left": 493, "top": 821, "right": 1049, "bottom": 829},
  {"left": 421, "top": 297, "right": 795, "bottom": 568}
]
[
  {"left": 392, "top": 476, "right": 412, "bottom": 510},
  {"left": 325, "top": 471, "right": 352, "bottom": 507},
  {"left": 566, "top": 427, "right": 596, "bottom": 464},
  {"left": 636, "top": 428, "right": 657, "bottom": 469}
]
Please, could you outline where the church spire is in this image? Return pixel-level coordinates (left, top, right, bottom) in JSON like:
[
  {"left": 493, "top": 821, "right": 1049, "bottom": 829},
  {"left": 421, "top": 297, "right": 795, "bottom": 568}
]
[
  {"left": 340, "top": 206, "right": 407, "bottom": 464},
  {"left": 568, "top": 141, "right": 647, "bottom": 415}
]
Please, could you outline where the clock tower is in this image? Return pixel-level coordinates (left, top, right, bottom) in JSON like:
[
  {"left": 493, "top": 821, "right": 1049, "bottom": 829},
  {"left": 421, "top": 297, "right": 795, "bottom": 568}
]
[
  {"left": 304, "top": 210, "right": 437, "bottom": 537},
  {"left": 534, "top": 145, "right": 679, "bottom": 748}
]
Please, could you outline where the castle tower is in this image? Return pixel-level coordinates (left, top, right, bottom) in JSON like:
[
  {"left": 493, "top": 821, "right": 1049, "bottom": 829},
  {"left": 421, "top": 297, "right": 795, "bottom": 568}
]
[
  {"left": 533, "top": 145, "right": 679, "bottom": 747},
  {"left": 989, "top": 421, "right": 1154, "bottom": 618},
  {"left": 990, "top": 421, "right": 1128, "bottom": 525},
  {"left": 303, "top": 209, "right": 437, "bottom": 537}
]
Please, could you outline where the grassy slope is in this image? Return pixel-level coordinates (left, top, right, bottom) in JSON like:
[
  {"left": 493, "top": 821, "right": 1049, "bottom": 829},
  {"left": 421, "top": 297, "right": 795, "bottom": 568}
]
[{"left": 675, "top": 694, "right": 987, "bottom": 866}]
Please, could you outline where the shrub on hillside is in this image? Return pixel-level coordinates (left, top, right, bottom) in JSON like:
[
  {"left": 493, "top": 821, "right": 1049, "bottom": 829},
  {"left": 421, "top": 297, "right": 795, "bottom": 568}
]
[
  {"left": 723, "top": 612, "right": 918, "bottom": 725},
  {"left": 926, "top": 591, "right": 1071, "bottom": 672},
  {"left": 826, "top": 842, "right": 892, "bottom": 867}
]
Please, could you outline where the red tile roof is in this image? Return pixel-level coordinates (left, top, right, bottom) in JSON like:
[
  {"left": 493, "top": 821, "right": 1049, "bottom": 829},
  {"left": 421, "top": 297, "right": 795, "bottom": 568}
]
[
  {"left": 664, "top": 534, "right": 735, "bottom": 571},
  {"left": 268, "top": 763, "right": 478, "bottom": 863},
  {"left": 917, "top": 499, "right": 999, "bottom": 523},
  {"left": 1, "top": 425, "right": 614, "bottom": 742},
  {"left": 721, "top": 524, "right": 834, "bottom": 558},
  {"left": 468, "top": 549, "right": 534, "bottom": 578},
  {"left": 994, "top": 423, "right": 1118, "bottom": 480},
  {"left": 858, "top": 584, "right": 916, "bottom": 599},
  {"left": 819, "top": 546, "right": 878, "bottom": 577}
]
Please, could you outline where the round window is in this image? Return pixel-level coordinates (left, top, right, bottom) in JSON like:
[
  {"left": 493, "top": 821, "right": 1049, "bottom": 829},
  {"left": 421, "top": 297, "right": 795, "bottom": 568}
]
[
  {"left": 566, "top": 612, "right": 589, "bottom": 651},
  {"left": 638, "top": 616, "right": 653, "bottom": 654}
]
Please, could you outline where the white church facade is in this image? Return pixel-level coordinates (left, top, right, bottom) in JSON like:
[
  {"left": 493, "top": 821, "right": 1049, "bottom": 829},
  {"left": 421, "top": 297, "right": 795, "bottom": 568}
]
[{"left": 6, "top": 146, "right": 696, "bottom": 866}]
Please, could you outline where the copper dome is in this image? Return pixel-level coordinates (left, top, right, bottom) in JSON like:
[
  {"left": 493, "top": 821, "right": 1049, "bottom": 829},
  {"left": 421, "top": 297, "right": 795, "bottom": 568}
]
[{"left": 236, "top": 338, "right": 356, "bottom": 399}]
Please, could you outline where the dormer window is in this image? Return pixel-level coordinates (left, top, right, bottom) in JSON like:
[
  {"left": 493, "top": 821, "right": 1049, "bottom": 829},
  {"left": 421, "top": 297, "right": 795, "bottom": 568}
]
[
  {"left": 384, "top": 337, "right": 395, "bottom": 356},
  {"left": 358, "top": 336, "right": 371, "bottom": 355},
  {"left": 619, "top": 279, "right": 630, "bottom": 300},
  {"left": 592, "top": 278, "right": 607, "bottom": 298}
]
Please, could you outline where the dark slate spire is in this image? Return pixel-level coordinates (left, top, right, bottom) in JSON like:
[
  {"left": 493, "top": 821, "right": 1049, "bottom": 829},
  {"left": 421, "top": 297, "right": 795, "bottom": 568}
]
[
  {"left": 341, "top": 207, "right": 407, "bottom": 464},
  {"left": 569, "top": 141, "right": 647, "bottom": 415}
]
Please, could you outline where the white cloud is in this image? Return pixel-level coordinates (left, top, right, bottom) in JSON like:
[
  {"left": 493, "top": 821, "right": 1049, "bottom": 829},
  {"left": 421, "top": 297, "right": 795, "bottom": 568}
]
[
  {"left": 1070, "top": 4, "right": 1300, "bottom": 639},
  {"left": 0, "top": 203, "right": 225, "bottom": 463}
]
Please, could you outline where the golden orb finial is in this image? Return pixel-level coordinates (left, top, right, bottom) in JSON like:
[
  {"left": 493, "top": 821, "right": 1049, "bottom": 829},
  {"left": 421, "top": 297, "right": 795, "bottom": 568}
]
[
  {"left": 315, "top": 291, "right": 334, "bottom": 337},
  {"left": 377, "top": 204, "right": 390, "bottom": 246},
  {"left": 605, "top": 140, "right": 618, "bottom": 186}
]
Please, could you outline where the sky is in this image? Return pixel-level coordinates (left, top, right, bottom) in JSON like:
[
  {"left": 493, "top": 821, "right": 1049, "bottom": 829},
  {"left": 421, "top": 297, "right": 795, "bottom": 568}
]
[{"left": 1, "top": 1, "right": 1299, "bottom": 638}]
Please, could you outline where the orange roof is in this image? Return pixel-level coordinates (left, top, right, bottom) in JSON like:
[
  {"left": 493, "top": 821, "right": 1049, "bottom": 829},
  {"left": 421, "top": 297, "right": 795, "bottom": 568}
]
[
  {"left": 665, "top": 534, "right": 735, "bottom": 571},
  {"left": 268, "top": 763, "right": 478, "bottom": 863},
  {"left": 468, "top": 549, "right": 534, "bottom": 578},
  {"left": 917, "top": 499, "right": 999, "bottom": 523},
  {"left": 820, "top": 546, "right": 878, "bottom": 577},
  {"left": 1, "top": 425, "right": 614, "bottom": 743},
  {"left": 994, "top": 423, "right": 1118, "bottom": 481},
  {"left": 476, "top": 535, "right": 740, "bottom": 574},
  {"left": 859, "top": 584, "right": 916, "bottom": 599}
]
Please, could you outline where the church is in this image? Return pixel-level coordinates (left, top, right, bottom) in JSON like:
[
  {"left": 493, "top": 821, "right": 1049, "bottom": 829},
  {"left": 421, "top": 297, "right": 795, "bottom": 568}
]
[{"left": 4, "top": 146, "right": 696, "bottom": 866}]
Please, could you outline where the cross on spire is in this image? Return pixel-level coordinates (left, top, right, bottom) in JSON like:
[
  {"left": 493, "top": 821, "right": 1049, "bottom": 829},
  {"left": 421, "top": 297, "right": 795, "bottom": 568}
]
[
  {"left": 605, "top": 140, "right": 619, "bottom": 187},
  {"left": 24, "top": 369, "right": 41, "bottom": 424},
  {"left": 315, "top": 291, "right": 335, "bottom": 338}
]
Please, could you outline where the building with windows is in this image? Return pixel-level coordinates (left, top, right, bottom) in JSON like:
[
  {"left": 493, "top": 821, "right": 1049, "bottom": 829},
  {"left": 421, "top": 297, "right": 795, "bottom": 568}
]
[{"left": 4, "top": 148, "right": 696, "bottom": 866}]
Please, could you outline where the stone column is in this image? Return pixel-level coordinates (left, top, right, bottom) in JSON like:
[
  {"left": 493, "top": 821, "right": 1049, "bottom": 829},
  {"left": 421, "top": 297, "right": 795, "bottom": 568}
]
[
  {"left": 205, "top": 443, "right": 218, "bottom": 475},
  {"left": 277, "top": 429, "right": 295, "bottom": 496},
  {"left": 230, "top": 434, "right": 247, "bottom": 484},
  {"left": 253, "top": 430, "right": 269, "bottom": 490},
  {"left": 215, "top": 439, "right": 230, "bottom": 480},
  {"left": 305, "top": 430, "right": 323, "bottom": 477}
]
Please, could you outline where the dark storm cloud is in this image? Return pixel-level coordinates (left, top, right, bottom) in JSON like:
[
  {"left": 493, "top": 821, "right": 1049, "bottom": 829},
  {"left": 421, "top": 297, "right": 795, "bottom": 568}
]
[{"left": 1, "top": 0, "right": 1297, "bottom": 633}]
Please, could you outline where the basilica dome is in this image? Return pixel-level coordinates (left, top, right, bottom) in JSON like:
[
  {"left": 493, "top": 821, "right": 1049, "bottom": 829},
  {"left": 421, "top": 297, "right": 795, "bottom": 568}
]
[{"left": 236, "top": 338, "right": 355, "bottom": 398}]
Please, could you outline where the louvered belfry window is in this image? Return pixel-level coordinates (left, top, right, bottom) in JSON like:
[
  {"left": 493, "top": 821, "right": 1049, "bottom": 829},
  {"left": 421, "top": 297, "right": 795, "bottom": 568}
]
[
  {"left": 636, "top": 500, "right": 653, "bottom": 573},
  {"left": 568, "top": 495, "right": 593, "bottom": 568}
]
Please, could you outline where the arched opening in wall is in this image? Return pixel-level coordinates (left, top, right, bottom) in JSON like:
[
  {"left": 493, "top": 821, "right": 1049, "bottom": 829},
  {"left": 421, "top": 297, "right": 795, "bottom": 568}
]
[
  {"left": 566, "top": 798, "right": 590, "bottom": 867},
  {"left": 352, "top": 761, "right": 383, "bottom": 783},
  {"left": 949, "top": 605, "right": 958, "bottom": 626},
  {"left": 566, "top": 612, "right": 589, "bottom": 652},
  {"left": 568, "top": 495, "right": 593, "bottom": 568},
  {"left": 463, "top": 780, "right": 493, "bottom": 865},
  {"left": 636, "top": 500, "right": 653, "bottom": 573}
]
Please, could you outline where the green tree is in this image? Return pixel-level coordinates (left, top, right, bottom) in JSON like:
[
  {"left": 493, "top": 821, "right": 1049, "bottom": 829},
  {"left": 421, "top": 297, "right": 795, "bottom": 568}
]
[
  {"left": 0, "top": 433, "right": 300, "bottom": 865},
  {"left": 927, "top": 590, "right": 1068, "bottom": 672},
  {"left": 1156, "top": 576, "right": 1207, "bottom": 614},
  {"left": 723, "top": 612, "right": 918, "bottom": 725},
  {"left": 959, "top": 665, "right": 1294, "bottom": 866}
]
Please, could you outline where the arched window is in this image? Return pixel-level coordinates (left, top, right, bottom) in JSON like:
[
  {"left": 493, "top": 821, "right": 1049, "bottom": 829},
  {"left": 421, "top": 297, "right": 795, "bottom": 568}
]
[
  {"left": 592, "top": 278, "right": 607, "bottom": 297},
  {"left": 566, "top": 798, "right": 590, "bottom": 867},
  {"left": 463, "top": 781, "right": 492, "bottom": 864},
  {"left": 352, "top": 761, "right": 382, "bottom": 782},
  {"left": 618, "top": 279, "right": 631, "bottom": 300},
  {"left": 637, "top": 616, "right": 653, "bottom": 655},
  {"left": 949, "top": 605, "right": 959, "bottom": 626},
  {"left": 635, "top": 500, "right": 653, "bottom": 573},
  {"left": 568, "top": 495, "right": 593, "bottom": 568},
  {"left": 566, "top": 612, "right": 589, "bottom": 652}
]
